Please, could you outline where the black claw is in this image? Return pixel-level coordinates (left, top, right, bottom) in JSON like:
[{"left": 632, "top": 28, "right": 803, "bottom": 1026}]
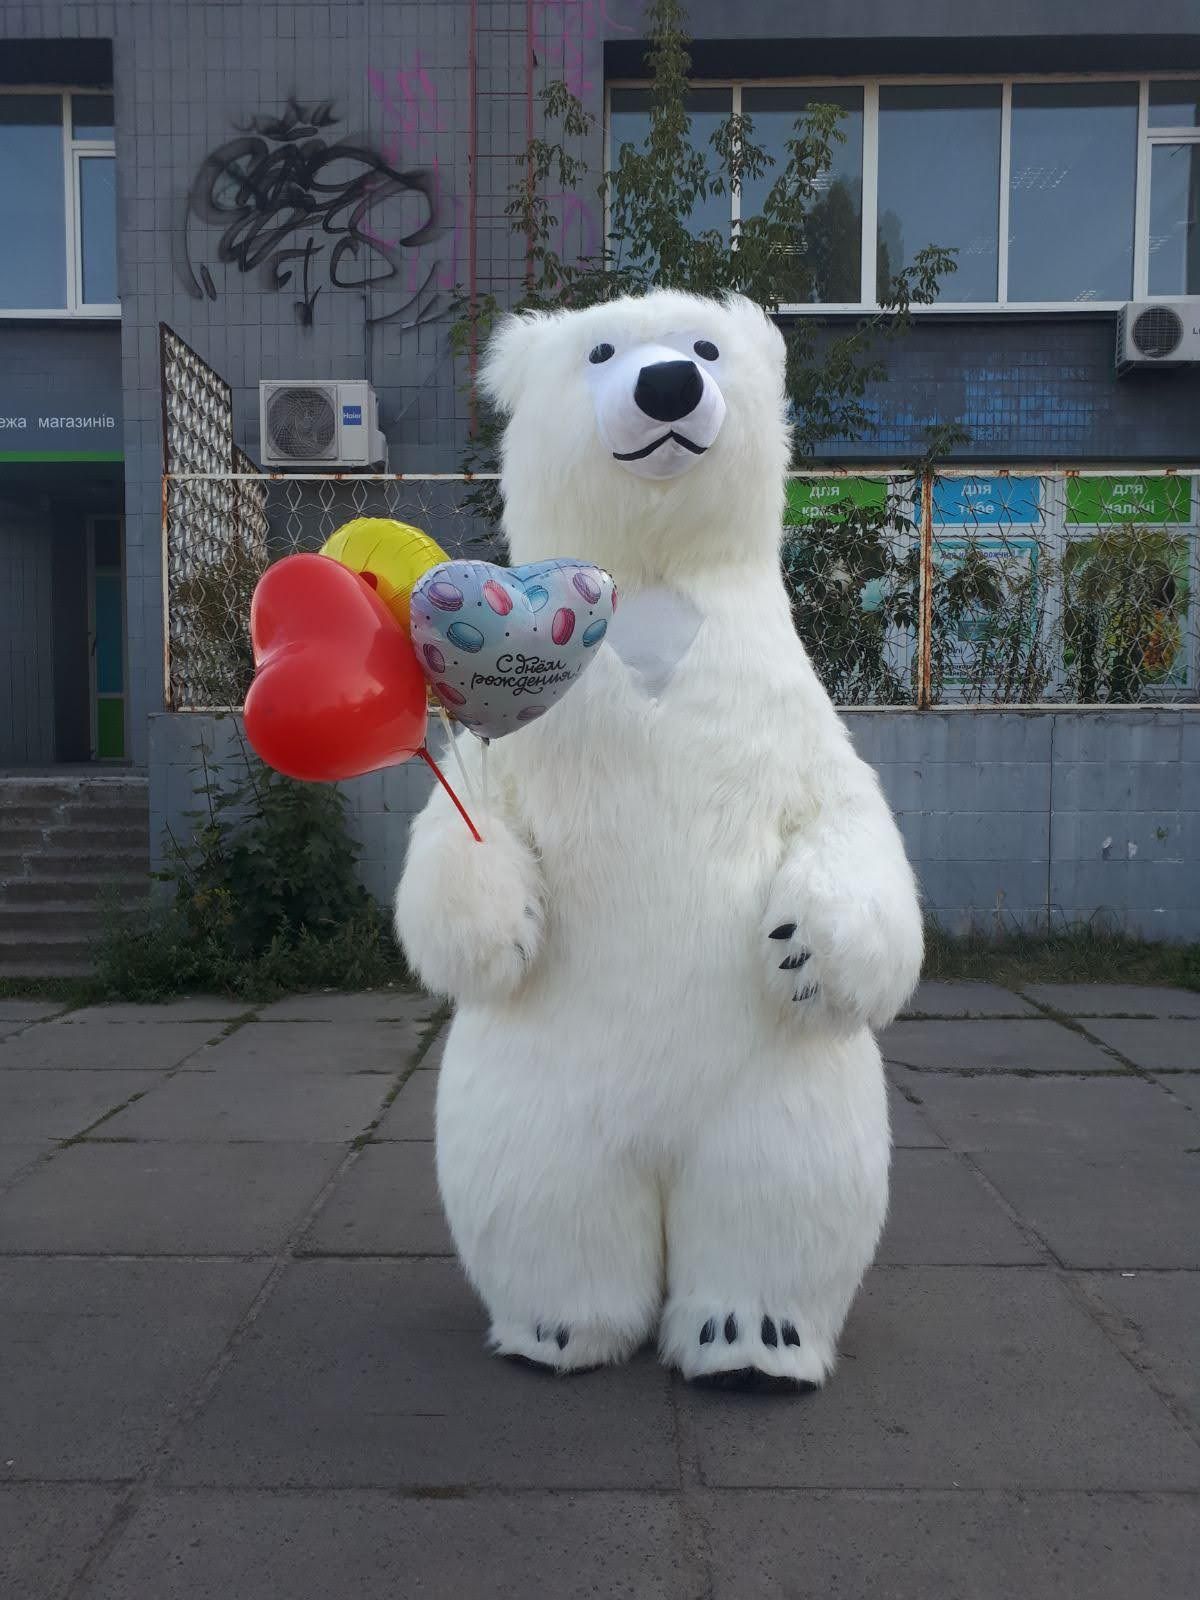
[
  {"left": 781, "top": 1321, "right": 801, "bottom": 1347},
  {"left": 535, "top": 1322, "right": 545, "bottom": 1341},
  {"left": 761, "top": 1316, "right": 778, "bottom": 1347},
  {"left": 724, "top": 1314, "right": 738, "bottom": 1343},
  {"left": 779, "top": 951, "right": 811, "bottom": 971},
  {"left": 699, "top": 1318, "right": 716, "bottom": 1345},
  {"left": 555, "top": 1325, "right": 570, "bottom": 1350},
  {"left": 769, "top": 922, "right": 797, "bottom": 941}
]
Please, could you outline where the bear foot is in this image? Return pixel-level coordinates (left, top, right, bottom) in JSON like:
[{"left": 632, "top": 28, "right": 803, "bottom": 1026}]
[
  {"left": 691, "top": 1366, "right": 817, "bottom": 1396},
  {"left": 660, "top": 1302, "right": 830, "bottom": 1391},
  {"left": 490, "top": 1317, "right": 639, "bottom": 1374}
]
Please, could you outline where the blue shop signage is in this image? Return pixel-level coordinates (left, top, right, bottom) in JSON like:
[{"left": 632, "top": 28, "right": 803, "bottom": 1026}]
[{"left": 933, "top": 476, "right": 1039, "bottom": 526}]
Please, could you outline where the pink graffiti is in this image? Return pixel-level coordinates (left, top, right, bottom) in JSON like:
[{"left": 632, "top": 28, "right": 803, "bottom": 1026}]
[
  {"left": 364, "top": 54, "right": 463, "bottom": 302},
  {"left": 534, "top": 1, "right": 634, "bottom": 101},
  {"left": 551, "top": 191, "right": 603, "bottom": 263}
]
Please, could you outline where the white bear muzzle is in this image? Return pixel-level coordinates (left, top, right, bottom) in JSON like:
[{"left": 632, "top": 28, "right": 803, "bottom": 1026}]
[{"left": 589, "top": 341, "right": 726, "bottom": 481}]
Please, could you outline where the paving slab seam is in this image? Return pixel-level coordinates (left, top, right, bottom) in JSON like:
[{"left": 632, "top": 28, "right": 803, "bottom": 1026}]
[
  {"left": 53, "top": 1015, "right": 251, "bottom": 1150},
  {"left": 0, "top": 1004, "right": 73, "bottom": 1040},
  {"left": 27, "top": 1479, "right": 1197, "bottom": 1501},
  {"left": 664, "top": 1354, "right": 718, "bottom": 1598},
  {"left": 900, "top": 1078, "right": 1200, "bottom": 1452},
  {"left": 58, "top": 1058, "right": 424, "bottom": 1598},
  {"left": 1015, "top": 993, "right": 1187, "bottom": 1086},
  {"left": 885, "top": 1062, "right": 1135, "bottom": 1078}
]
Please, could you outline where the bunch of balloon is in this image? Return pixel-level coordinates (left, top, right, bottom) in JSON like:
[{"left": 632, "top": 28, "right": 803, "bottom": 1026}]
[{"left": 243, "top": 519, "right": 483, "bottom": 841}]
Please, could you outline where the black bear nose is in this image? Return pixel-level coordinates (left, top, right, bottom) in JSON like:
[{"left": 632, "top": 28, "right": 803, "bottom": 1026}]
[{"left": 633, "top": 359, "right": 704, "bottom": 423}]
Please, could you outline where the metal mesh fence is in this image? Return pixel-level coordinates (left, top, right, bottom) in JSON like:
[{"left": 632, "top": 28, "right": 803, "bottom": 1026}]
[
  {"left": 162, "top": 466, "right": 1200, "bottom": 711},
  {"left": 163, "top": 473, "right": 499, "bottom": 708},
  {"left": 783, "top": 469, "right": 1199, "bottom": 707}
]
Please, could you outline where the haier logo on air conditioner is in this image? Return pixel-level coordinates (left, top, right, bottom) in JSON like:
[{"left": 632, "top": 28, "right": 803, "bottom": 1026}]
[{"left": 258, "top": 380, "right": 386, "bottom": 467}]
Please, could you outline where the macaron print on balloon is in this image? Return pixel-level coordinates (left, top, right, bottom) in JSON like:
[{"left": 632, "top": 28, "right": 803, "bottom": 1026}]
[{"left": 409, "top": 557, "right": 616, "bottom": 741}]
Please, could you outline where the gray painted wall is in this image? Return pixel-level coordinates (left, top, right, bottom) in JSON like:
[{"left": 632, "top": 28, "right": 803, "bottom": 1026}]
[{"left": 150, "top": 708, "right": 1200, "bottom": 941}]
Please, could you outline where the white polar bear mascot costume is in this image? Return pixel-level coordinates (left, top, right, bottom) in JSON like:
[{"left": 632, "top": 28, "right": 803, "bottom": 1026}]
[{"left": 396, "top": 290, "right": 923, "bottom": 1393}]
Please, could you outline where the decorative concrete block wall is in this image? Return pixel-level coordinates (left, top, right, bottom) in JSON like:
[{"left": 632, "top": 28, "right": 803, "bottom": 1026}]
[{"left": 151, "top": 707, "right": 1200, "bottom": 940}]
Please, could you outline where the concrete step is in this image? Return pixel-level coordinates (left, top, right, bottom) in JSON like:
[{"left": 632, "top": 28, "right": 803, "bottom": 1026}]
[
  {"left": 1, "top": 875, "right": 149, "bottom": 904},
  {"left": 0, "top": 928, "right": 96, "bottom": 977},
  {"left": 0, "top": 847, "right": 150, "bottom": 879},
  {"left": 0, "top": 803, "right": 149, "bottom": 830},
  {"left": 0, "top": 900, "right": 145, "bottom": 935}
]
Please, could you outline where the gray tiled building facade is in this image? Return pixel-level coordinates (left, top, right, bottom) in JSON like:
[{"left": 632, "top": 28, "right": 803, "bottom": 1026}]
[{"left": 2, "top": 1, "right": 1199, "bottom": 935}]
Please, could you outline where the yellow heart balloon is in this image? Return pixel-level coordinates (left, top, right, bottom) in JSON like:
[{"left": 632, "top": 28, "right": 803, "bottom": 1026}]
[{"left": 320, "top": 517, "right": 449, "bottom": 632}]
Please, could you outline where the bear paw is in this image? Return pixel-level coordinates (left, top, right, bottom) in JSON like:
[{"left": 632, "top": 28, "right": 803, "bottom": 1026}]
[
  {"left": 761, "top": 897, "right": 917, "bottom": 1034},
  {"left": 660, "top": 1299, "right": 831, "bottom": 1393},
  {"left": 394, "top": 807, "right": 544, "bottom": 1005},
  {"left": 490, "top": 1317, "right": 639, "bottom": 1374}
]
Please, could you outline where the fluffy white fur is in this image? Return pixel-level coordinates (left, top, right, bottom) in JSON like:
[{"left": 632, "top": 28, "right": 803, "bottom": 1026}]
[{"left": 395, "top": 291, "right": 923, "bottom": 1388}]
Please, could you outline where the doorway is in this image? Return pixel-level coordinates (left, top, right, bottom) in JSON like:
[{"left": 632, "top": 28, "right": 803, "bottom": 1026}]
[{"left": 87, "top": 513, "right": 125, "bottom": 760}]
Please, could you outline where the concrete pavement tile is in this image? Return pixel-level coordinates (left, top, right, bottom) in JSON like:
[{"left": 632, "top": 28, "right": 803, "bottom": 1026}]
[
  {"left": 374, "top": 1067, "right": 438, "bottom": 1140},
  {"left": 974, "top": 1151, "right": 1200, "bottom": 1268},
  {"left": 97, "top": 1068, "right": 394, "bottom": 1143},
  {"left": 881, "top": 1019, "right": 1119, "bottom": 1073},
  {"left": 60, "top": 998, "right": 249, "bottom": 1023},
  {"left": 0, "top": 1021, "right": 223, "bottom": 1072},
  {"left": 255, "top": 991, "right": 440, "bottom": 1024},
  {"left": 88, "top": 1490, "right": 691, "bottom": 1600},
  {"left": 1083, "top": 1019, "right": 1200, "bottom": 1071},
  {"left": 0, "top": 1487, "right": 123, "bottom": 1600},
  {"left": 1023, "top": 984, "right": 1200, "bottom": 1018},
  {"left": 703, "top": 1490, "right": 1200, "bottom": 1600},
  {"left": 0, "top": 1259, "right": 269, "bottom": 1479},
  {"left": 682, "top": 1267, "right": 1200, "bottom": 1489},
  {"left": 0, "top": 1144, "right": 48, "bottom": 1184},
  {"left": 1081, "top": 1271, "right": 1200, "bottom": 1424},
  {"left": 164, "top": 1259, "right": 678, "bottom": 1489},
  {"left": 903, "top": 981, "right": 1036, "bottom": 1017},
  {"left": 0, "top": 1142, "right": 344, "bottom": 1255},
  {"left": 1156, "top": 1073, "right": 1200, "bottom": 1111},
  {"left": 300, "top": 1144, "right": 452, "bottom": 1256},
  {"left": 893, "top": 1068, "right": 1200, "bottom": 1153},
  {"left": 0, "top": 999, "right": 68, "bottom": 1024},
  {"left": 878, "top": 1151, "right": 1040, "bottom": 1265},
  {"left": 193, "top": 1020, "right": 419, "bottom": 1075},
  {"left": 0, "top": 1067, "right": 158, "bottom": 1142}
]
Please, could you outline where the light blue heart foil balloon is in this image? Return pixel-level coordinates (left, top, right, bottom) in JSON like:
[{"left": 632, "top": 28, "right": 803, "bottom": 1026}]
[{"left": 409, "top": 558, "right": 617, "bottom": 739}]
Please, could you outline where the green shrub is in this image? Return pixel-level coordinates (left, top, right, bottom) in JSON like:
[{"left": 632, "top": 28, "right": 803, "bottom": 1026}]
[{"left": 91, "top": 734, "right": 406, "bottom": 1001}]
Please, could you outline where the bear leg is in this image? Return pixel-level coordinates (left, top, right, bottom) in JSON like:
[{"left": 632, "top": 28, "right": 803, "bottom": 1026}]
[
  {"left": 437, "top": 1047, "right": 664, "bottom": 1374},
  {"left": 659, "top": 1060, "right": 888, "bottom": 1392}
]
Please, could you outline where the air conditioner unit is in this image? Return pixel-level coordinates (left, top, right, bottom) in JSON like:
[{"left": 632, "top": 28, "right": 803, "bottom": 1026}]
[
  {"left": 1116, "top": 300, "right": 1200, "bottom": 372},
  {"left": 258, "top": 380, "right": 386, "bottom": 467}
]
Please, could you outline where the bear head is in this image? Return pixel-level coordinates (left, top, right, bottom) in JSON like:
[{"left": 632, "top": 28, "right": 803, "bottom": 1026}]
[{"left": 480, "top": 290, "right": 791, "bottom": 587}]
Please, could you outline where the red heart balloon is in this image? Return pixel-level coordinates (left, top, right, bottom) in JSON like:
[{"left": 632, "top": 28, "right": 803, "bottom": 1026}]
[{"left": 245, "top": 554, "right": 428, "bottom": 782}]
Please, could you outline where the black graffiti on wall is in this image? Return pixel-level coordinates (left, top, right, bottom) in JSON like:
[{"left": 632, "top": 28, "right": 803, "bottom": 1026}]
[{"left": 179, "top": 98, "right": 446, "bottom": 328}]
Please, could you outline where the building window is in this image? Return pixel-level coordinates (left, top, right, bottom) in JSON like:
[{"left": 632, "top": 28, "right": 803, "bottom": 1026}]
[
  {"left": 1147, "top": 80, "right": 1200, "bottom": 297},
  {"left": 740, "top": 87, "right": 864, "bottom": 304},
  {"left": 1008, "top": 83, "right": 1138, "bottom": 303},
  {"left": 877, "top": 85, "right": 1002, "bottom": 304},
  {"left": 0, "top": 90, "right": 118, "bottom": 317},
  {"left": 605, "top": 74, "right": 1200, "bottom": 311}
]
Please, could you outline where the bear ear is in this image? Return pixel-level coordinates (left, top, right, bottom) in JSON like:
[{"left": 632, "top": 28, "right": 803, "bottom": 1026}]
[
  {"left": 479, "top": 310, "right": 551, "bottom": 417},
  {"left": 721, "top": 292, "right": 786, "bottom": 363}
]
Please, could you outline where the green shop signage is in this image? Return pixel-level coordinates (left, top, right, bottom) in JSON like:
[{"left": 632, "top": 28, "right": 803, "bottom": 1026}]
[
  {"left": 1066, "top": 476, "right": 1191, "bottom": 526},
  {"left": 785, "top": 477, "right": 888, "bottom": 523}
]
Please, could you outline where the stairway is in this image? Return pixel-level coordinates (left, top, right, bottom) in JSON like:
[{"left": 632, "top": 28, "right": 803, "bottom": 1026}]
[{"left": 0, "top": 774, "right": 151, "bottom": 978}]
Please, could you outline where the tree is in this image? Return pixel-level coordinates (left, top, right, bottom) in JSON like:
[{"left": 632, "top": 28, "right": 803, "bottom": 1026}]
[{"left": 456, "top": 0, "right": 957, "bottom": 516}]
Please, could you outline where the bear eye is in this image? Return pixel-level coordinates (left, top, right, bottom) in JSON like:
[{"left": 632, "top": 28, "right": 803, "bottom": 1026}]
[
  {"left": 694, "top": 339, "right": 719, "bottom": 361},
  {"left": 588, "top": 342, "right": 615, "bottom": 364}
]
